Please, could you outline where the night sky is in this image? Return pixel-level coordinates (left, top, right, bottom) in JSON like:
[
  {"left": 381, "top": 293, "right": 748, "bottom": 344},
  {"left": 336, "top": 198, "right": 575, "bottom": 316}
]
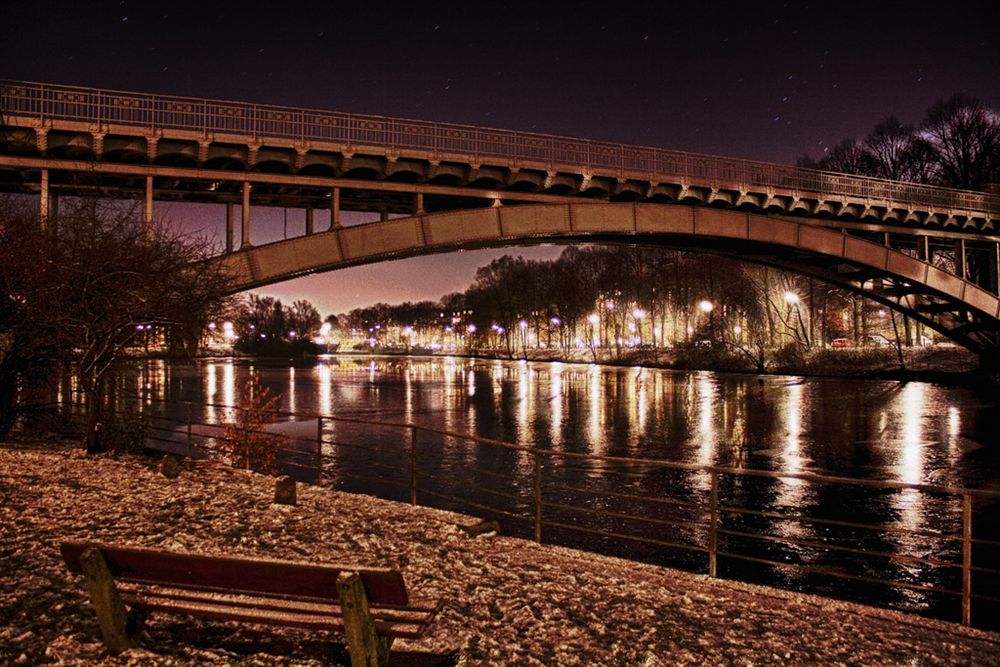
[{"left": 3, "top": 1, "right": 998, "bottom": 316}]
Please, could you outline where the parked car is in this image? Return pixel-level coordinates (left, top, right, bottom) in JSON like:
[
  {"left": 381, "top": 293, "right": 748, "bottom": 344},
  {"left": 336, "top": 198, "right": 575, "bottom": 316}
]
[{"left": 830, "top": 338, "right": 852, "bottom": 348}]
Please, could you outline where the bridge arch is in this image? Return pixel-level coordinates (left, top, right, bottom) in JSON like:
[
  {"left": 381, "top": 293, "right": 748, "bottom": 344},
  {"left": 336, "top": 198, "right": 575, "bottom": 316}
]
[{"left": 217, "top": 203, "right": 1000, "bottom": 359}]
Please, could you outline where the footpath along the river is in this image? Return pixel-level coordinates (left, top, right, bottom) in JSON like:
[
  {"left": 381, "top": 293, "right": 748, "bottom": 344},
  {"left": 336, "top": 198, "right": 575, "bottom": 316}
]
[{"left": 1, "top": 441, "right": 997, "bottom": 666}]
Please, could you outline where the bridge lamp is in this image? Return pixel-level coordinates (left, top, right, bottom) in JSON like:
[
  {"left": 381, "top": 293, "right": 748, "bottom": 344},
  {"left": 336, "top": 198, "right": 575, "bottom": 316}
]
[
  {"left": 783, "top": 292, "right": 799, "bottom": 305},
  {"left": 698, "top": 300, "right": 714, "bottom": 313}
]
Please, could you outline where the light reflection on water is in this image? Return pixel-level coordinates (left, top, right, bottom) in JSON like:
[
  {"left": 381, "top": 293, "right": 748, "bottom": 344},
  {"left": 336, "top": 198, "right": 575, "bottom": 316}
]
[
  {"left": 128, "top": 355, "right": 999, "bottom": 621},
  {"left": 131, "top": 354, "right": 999, "bottom": 490}
]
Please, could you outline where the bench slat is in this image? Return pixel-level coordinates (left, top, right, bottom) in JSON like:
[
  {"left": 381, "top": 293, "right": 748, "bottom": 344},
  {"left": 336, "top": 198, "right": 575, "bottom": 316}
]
[
  {"left": 124, "top": 586, "right": 440, "bottom": 626},
  {"left": 122, "top": 595, "right": 429, "bottom": 640},
  {"left": 61, "top": 542, "right": 409, "bottom": 607}
]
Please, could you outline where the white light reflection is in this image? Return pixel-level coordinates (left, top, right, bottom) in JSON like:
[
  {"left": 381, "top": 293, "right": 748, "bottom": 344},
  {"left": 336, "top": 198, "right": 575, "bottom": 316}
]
[
  {"left": 317, "top": 363, "right": 332, "bottom": 416},
  {"left": 588, "top": 364, "right": 604, "bottom": 454},
  {"left": 892, "top": 382, "right": 928, "bottom": 579},
  {"left": 221, "top": 360, "right": 235, "bottom": 421},
  {"left": 775, "top": 381, "right": 809, "bottom": 543},
  {"left": 288, "top": 367, "right": 296, "bottom": 415},
  {"left": 205, "top": 362, "right": 217, "bottom": 423},
  {"left": 549, "top": 362, "right": 563, "bottom": 450}
]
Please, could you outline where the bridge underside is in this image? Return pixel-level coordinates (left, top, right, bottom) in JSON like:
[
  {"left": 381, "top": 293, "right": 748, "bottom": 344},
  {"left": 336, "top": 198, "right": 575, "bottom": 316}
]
[{"left": 215, "top": 203, "right": 1000, "bottom": 360}]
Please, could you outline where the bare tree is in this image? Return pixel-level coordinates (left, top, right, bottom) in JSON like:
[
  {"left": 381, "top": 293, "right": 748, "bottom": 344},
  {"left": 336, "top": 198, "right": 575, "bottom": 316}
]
[
  {"left": 0, "top": 198, "right": 232, "bottom": 449},
  {"left": 921, "top": 93, "right": 1000, "bottom": 190}
]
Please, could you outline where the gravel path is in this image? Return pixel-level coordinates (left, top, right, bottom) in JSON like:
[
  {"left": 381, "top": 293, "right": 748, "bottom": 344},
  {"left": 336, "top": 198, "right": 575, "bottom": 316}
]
[{"left": 2, "top": 441, "right": 998, "bottom": 666}]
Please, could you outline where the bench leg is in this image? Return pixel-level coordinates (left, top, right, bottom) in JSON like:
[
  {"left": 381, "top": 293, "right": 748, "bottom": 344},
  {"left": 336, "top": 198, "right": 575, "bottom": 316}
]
[
  {"left": 79, "top": 547, "right": 136, "bottom": 654},
  {"left": 337, "top": 571, "right": 393, "bottom": 667}
]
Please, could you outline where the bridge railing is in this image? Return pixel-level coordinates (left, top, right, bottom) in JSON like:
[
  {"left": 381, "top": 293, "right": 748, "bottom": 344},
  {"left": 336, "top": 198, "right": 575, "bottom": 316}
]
[
  {"left": 2, "top": 79, "right": 998, "bottom": 217},
  {"left": 49, "top": 390, "right": 1000, "bottom": 628}
]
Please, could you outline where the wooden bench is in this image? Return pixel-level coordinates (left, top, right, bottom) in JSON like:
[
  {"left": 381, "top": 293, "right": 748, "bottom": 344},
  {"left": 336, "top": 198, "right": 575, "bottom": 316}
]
[{"left": 60, "top": 541, "right": 441, "bottom": 667}]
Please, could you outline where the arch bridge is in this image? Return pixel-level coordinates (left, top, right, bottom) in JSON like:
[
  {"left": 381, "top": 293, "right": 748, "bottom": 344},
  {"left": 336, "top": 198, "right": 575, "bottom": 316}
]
[{"left": 1, "top": 81, "right": 999, "bottom": 363}]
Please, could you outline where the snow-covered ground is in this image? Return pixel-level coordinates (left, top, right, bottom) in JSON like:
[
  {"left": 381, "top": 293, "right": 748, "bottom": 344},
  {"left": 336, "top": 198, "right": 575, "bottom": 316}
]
[{"left": 2, "top": 440, "right": 997, "bottom": 666}]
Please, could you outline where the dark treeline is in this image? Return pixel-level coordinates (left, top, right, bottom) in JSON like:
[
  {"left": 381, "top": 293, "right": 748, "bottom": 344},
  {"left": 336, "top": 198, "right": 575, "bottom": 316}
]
[{"left": 797, "top": 93, "right": 999, "bottom": 191}]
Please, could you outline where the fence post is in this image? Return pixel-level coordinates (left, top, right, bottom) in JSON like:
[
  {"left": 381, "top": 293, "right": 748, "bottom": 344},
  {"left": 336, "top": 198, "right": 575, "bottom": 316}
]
[
  {"left": 962, "top": 493, "right": 972, "bottom": 625},
  {"left": 408, "top": 426, "right": 418, "bottom": 506},
  {"left": 709, "top": 471, "right": 719, "bottom": 578},
  {"left": 185, "top": 402, "right": 193, "bottom": 459},
  {"left": 316, "top": 416, "right": 323, "bottom": 480},
  {"left": 533, "top": 450, "right": 542, "bottom": 544}
]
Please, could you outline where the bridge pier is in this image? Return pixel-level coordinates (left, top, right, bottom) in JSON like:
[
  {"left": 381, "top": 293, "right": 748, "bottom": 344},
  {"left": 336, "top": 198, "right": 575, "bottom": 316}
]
[
  {"left": 39, "top": 169, "right": 49, "bottom": 227},
  {"left": 241, "top": 181, "right": 252, "bottom": 248},
  {"left": 143, "top": 176, "right": 153, "bottom": 237},
  {"left": 331, "top": 187, "right": 341, "bottom": 228},
  {"left": 225, "top": 203, "right": 234, "bottom": 253}
]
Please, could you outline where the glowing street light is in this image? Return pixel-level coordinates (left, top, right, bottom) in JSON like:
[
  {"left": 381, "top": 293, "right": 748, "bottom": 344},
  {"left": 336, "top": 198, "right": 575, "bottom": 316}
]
[
  {"left": 467, "top": 324, "right": 477, "bottom": 333},
  {"left": 550, "top": 316, "right": 561, "bottom": 326},
  {"left": 698, "top": 300, "right": 714, "bottom": 313},
  {"left": 633, "top": 308, "right": 646, "bottom": 319},
  {"left": 588, "top": 313, "right": 600, "bottom": 325},
  {"left": 320, "top": 321, "right": 332, "bottom": 335},
  {"left": 519, "top": 320, "right": 528, "bottom": 329},
  {"left": 784, "top": 292, "right": 800, "bottom": 304}
]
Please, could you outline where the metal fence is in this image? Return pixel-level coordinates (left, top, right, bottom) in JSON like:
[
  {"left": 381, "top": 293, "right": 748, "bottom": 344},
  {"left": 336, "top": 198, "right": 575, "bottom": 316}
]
[
  {"left": 66, "top": 394, "right": 1000, "bottom": 629},
  {"left": 3, "top": 79, "right": 998, "bottom": 217}
]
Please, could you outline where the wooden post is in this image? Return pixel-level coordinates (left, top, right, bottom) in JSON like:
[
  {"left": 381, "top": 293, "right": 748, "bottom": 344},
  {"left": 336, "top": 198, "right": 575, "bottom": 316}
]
[
  {"left": 337, "top": 571, "right": 392, "bottom": 667},
  {"left": 962, "top": 493, "right": 972, "bottom": 626},
  {"left": 709, "top": 471, "right": 719, "bottom": 578},
  {"left": 533, "top": 450, "right": 542, "bottom": 543},
  {"left": 79, "top": 548, "right": 134, "bottom": 653},
  {"left": 316, "top": 416, "right": 323, "bottom": 478},
  {"left": 409, "top": 426, "right": 418, "bottom": 506},
  {"left": 186, "top": 402, "right": 193, "bottom": 458}
]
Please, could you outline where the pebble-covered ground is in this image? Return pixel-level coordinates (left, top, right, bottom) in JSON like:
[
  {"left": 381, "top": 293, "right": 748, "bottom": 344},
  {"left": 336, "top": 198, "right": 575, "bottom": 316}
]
[{"left": 2, "top": 440, "right": 998, "bottom": 666}]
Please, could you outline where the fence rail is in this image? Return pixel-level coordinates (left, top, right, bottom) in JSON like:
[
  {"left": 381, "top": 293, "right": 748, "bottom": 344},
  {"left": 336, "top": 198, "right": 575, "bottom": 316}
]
[
  {"left": 3, "top": 79, "right": 998, "bottom": 217},
  {"left": 44, "top": 392, "right": 999, "bottom": 630}
]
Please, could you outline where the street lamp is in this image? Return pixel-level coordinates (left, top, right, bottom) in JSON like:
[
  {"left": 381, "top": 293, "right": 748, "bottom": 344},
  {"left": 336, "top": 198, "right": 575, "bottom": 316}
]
[
  {"left": 698, "top": 300, "right": 714, "bottom": 313},
  {"left": 784, "top": 292, "right": 800, "bottom": 304}
]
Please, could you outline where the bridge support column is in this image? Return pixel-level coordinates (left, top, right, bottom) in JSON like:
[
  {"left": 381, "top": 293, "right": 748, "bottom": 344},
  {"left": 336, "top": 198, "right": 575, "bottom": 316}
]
[
  {"left": 330, "top": 187, "right": 341, "bottom": 229},
  {"left": 956, "top": 239, "right": 966, "bottom": 280},
  {"left": 143, "top": 176, "right": 153, "bottom": 237},
  {"left": 305, "top": 207, "right": 314, "bottom": 236},
  {"left": 39, "top": 169, "right": 50, "bottom": 227},
  {"left": 415, "top": 192, "right": 425, "bottom": 215},
  {"left": 241, "top": 182, "right": 252, "bottom": 248},
  {"left": 920, "top": 235, "right": 930, "bottom": 261},
  {"left": 995, "top": 242, "right": 1000, "bottom": 295},
  {"left": 225, "top": 203, "right": 234, "bottom": 253}
]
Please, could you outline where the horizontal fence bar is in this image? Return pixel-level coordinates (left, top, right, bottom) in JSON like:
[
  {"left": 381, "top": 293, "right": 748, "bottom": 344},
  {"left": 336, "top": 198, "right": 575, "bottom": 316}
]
[
  {"left": 718, "top": 504, "right": 964, "bottom": 543},
  {"left": 718, "top": 527, "right": 962, "bottom": 570},
  {"left": 540, "top": 519, "right": 708, "bottom": 554},
  {"left": 541, "top": 499, "right": 708, "bottom": 533},
  {"left": 716, "top": 551, "right": 964, "bottom": 598}
]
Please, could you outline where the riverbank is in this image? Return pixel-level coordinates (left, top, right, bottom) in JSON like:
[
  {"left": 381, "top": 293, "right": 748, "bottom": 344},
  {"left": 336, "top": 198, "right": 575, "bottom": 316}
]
[
  {"left": 325, "top": 344, "right": 988, "bottom": 385},
  {"left": 2, "top": 439, "right": 998, "bottom": 665}
]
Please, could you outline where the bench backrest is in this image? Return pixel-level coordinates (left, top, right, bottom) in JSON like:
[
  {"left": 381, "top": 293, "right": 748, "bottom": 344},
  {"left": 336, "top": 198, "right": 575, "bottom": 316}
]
[{"left": 60, "top": 541, "right": 409, "bottom": 606}]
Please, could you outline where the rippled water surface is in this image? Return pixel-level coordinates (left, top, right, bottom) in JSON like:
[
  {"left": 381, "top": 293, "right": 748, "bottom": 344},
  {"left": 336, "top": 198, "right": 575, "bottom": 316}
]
[{"left": 125, "top": 355, "right": 1000, "bottom": 625}]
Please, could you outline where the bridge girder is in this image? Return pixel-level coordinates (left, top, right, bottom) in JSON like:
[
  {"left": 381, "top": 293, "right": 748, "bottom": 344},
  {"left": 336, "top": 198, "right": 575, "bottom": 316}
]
[{"left": 210, "top": 203, "right": 1000, "bottom": 359}]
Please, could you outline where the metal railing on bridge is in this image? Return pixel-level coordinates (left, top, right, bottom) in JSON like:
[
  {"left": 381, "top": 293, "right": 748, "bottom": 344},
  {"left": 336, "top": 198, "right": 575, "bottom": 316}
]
[
  {"left": 3, "top": 79, "right": 998, "bottom": 218},
  {"left": 47, "top": 393, "right": 1000, "bottom": 630}
]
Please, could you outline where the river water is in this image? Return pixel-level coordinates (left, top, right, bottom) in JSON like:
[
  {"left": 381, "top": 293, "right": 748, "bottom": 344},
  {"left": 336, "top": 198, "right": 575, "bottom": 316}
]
[{"left": 123, "top": 355, "right": 1000, "bottom": 625}]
